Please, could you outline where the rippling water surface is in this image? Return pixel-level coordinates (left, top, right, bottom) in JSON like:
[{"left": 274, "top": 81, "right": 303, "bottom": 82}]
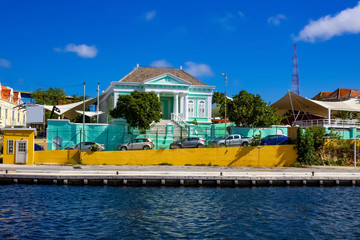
[{"left": 1, "top": 185, "right": 360, "bottom": 239}]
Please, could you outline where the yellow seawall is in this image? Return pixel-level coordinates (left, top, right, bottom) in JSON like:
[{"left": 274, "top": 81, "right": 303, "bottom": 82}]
[
  {"left": 34, "top": 145, "right": 297, "bottom": 167},
  {"left": 35, "top": 150, "right": 80, "bottom": 164}
]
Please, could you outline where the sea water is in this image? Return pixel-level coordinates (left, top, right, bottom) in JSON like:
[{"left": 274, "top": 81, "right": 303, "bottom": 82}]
[{"left": 1, "top": 185, "right": 360, "bottom": 239}]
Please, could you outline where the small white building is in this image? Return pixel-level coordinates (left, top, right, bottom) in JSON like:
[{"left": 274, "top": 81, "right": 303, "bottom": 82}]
[{"left": 100, "top": 66, "right": 215, "bottom": 124}]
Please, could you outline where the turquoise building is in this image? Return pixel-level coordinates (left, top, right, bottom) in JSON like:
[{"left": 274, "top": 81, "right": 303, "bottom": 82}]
[{"left": 99, "top": 66, "right": 215, "bottom": 124}]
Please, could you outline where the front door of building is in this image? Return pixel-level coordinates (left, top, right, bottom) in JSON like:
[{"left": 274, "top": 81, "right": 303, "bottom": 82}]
[
  {"left": 15, "top": 140, "right": 28, "bottom": 164},
  {"left": 160, "top": 97, "right": 173, "bottom": 119}
]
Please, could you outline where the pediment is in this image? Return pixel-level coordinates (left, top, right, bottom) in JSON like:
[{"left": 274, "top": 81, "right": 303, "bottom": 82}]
[{"left": 144, "top": 73, "right": 191, "bottom": 86}]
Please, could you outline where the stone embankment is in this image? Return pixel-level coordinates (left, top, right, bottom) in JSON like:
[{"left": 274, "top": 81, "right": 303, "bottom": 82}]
[{"left": 1, "top": 165, "right": 360, "bottom": 187}]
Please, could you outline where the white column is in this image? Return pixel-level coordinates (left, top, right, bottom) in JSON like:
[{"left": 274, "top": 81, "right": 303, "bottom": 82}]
[
  {"left": 180, "top": 94, "right": 184, "bottom": 117},
  {"left": 184, "top": 94, "right": 188, "bottom": 121},
  {"left": 328, "top": 109, "right": 331, "bottom": 124},
  {"left": 174, "top": 93, "right": 179, "bottom": 115},
  {"left": 207, "top": 95, "right": 212, "bottom": 122},
  {"left": 156, "top": 92, "right": 160, "bottom": 99}
]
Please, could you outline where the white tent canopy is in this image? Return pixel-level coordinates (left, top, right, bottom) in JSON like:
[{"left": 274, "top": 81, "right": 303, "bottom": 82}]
[
  {"left": 39, "top": 97, "right": 100, "bottom": 120},
  {"left": 272, "top": 91, "right": 360, "bottom": 121},
  {"left": 75, "top": 110, "right": 104, "bottom": 117}
]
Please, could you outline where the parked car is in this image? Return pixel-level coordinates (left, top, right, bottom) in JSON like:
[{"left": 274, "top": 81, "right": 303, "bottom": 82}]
[
  {"left": 118, "top": 138, "right": 154, "bottom": 151},
  {"left": 260, "top": 135, "right": 290, "bottom": 145},
  {"left": 170, "top": 137, "right": 206, "bottom": 149},
  {"left": 34, "top": 144, "right": 44, "bottom": 151},
  {"left": 215, "top": 134, "right": 252, "bottom": 147},
  {"left": 65, "top": 142, "right": 105, "bottom": 152}
]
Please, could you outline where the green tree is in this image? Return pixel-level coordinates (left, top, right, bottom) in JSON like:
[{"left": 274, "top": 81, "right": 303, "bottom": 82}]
[
  {"left": 296, "top": 126, "right": 325, "bottom": 165},
  {"left": 308, "top": 126, "right": 325, "bottom": 151},
  {"left": 31, "top": 88, "right": 88, "bottom": 121},
  {"left": 110, "top": 91, "right": 162, "bottom": 130},
  {"left": 32, "top": 88, "right": 67, "bottom": 120},
  {"left": 212, "top": 91, "right": 226, "bottom": 105},
  {"left": 212, "top": 91, "right": 226, "bottom": 119},
  {"left": 31, "top": 87, "right": 66, "bottom": 105},
  {"left": 226, "top": 90, "right": 280, "bottom": 127},
  {"left": 333, "top": 111, "right": 359, "bottom": 120}
]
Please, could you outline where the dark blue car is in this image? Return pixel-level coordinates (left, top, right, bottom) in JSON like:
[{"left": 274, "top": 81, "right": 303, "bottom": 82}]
[
  {"left": 34, "top": 144, "right": 44, "bottom": 151},
  {"left": 260, "top": 135, "right": 290, "bottom": 145}
]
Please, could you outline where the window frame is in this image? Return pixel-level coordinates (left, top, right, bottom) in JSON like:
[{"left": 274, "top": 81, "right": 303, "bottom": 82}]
[
  {"left": 197, "top": 100, "right": 206, "bottom": 118},
  {"left": 188, "top": 100, "right": 195, "bottom": 117},
  {"left": 8, "top": 140, "right": 14, "bottom": 154}
]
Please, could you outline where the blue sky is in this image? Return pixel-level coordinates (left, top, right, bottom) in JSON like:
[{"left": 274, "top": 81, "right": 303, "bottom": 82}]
[{"left": 1, "top": 0, "right": 360, "bottom": 103}]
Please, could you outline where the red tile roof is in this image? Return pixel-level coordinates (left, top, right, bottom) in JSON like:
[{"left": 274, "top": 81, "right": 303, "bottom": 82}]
[
  {"left": 0, "top": 85, "right": 22, "bottom": 104},
  {"left": 312, "top": 88, "right": 360, "bottom": 101}
]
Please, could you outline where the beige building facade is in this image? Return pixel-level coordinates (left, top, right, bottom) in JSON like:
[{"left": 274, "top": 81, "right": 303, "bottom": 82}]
[{"left": 0, "top": 85, "right": 26, "bottom": 128}]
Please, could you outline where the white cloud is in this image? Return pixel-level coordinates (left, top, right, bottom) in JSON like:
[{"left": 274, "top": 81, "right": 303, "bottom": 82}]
[
  {"left": 267, "top": 14, "right": 287, "bottom": 26},
  {"left": 217, "top": 11, "right": 244, "bottom": 31},
  {"left": 150, "top": 60, "right": 172, "bottom": 68},
  {"left": 55, "top": 43, "right": 98, "bottom": 58},
  {"left": 184, "top": 62, "right": 214, "bottom": 77},
  {"left": 0, "top": 59, "right": 11, "bottom": 68},
  {"left": 145, "top": 10, "right": 156, "bottom": 21},
  {"left": 295, "top": 2, "right": 360, "bottom": 42}
]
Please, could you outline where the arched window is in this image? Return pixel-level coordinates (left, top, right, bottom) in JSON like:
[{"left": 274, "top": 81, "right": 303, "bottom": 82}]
[
  {"left": 52, "top": 136, "right": 62, "bottom": 150},
  {"left": 198, "top": 100, "right": 205, "bottom": 118},
  {"left": 188, "top": 100, "right": 194, "bottom": 117}
]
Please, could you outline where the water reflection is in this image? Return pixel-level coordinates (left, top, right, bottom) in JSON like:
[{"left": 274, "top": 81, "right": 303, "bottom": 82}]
[{"left": 1, "top": 185, "right": 360, "bottom": 239}]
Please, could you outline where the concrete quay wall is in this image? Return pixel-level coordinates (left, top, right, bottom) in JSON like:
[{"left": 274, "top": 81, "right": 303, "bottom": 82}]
[{"left": 1, "top": 172, "right": 360, "bottom": 187}]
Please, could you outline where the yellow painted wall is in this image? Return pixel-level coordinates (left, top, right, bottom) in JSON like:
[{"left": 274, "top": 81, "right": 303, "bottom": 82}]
[
  {"left": 30, "top": 145, "right": 296, "bottom": 167},
  {"left": 34, "top": 149, "right": 80, "bottom": 164},
  {"left": 3, "top": 130, "right": 35, "bottom": 165},
  {"left": 80, "top": 145, "right": 296, "bottom": 167}
]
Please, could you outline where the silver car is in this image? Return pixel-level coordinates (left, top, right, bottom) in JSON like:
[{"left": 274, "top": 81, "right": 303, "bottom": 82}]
[
  {"left": 65, "top": 142, "right": 105, "bottom": 152},
  {"left": 215, "top": 134, "right": 252, "bottom": 147},
  {"left": 118, "top": 138, "right": 154, "bottom": 151},
  {"left": 170, "top": 137, "right": 206, "bottom": 149}
]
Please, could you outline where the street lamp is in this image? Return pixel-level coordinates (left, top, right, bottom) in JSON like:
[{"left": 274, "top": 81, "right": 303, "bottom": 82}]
[{"left": 221, "top": 73, "right": 227, "bottom": 146}]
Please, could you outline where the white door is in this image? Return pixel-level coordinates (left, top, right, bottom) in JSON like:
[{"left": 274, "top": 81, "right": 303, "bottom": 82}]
[{"left": 15, "top": 140, "right": 28, "bottom": 164}]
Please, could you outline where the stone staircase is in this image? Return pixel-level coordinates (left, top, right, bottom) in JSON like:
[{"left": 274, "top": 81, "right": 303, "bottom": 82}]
[{"left": 149, "top": 119, "right": 188, "bottom": 140}]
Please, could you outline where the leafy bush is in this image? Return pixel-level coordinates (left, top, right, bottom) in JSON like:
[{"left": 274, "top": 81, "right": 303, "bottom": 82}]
[
  {"left": 296, "top": 126, "right": 324, "bottom": 165},
  {"left": 89, "top": 144, "right": 100, "bottom": 152},
  {"left": 251, "top": 131, "right": 262, "bottom": 146}
]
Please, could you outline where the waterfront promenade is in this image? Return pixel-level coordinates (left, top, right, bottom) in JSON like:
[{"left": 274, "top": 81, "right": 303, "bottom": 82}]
[{"left": 1, "top": 164, "right": 360, "bottom": 187}]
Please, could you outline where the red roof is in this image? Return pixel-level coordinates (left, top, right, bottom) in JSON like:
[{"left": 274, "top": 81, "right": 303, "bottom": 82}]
[
  {"left": 312, "top": 88, "right": 360, "bottom": 101},
  {"left": 0, "top": 85, "right": 22, "bottom": 104},
  {"left": 1, "top": 85, "right": 11, "bottom": 102}
]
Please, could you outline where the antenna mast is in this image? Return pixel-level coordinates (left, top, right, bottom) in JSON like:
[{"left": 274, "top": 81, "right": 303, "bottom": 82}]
[{"left": 291, "top": 44, "right": 300, "bottom": 95}]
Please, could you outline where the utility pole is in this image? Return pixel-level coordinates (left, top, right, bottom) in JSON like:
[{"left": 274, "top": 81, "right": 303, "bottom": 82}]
[
  {"left": 355, "top": 132, "right": 357, "bottom": 168},
  {"left": 221, "top": 73, "right": 227, "bottom": 146},
  {"left": 97, "top": 83, "right": 100, "bottom": 123},
  {"left": 82, "top": 82, "right": 86, "bottom": 146},
  {"left": 291, "top": 44, "right": 300, "bottom": 95}
]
